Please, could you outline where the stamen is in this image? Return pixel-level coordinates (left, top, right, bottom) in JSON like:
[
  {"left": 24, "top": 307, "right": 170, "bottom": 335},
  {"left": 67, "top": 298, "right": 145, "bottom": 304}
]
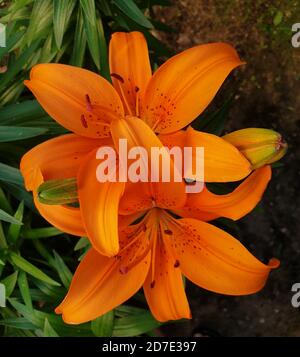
[
  {"left": 119, "top": 266, "right": 129, "bottom": 275},
  {"left": 174, "top": 260, "right": 180, "bottom": 268},
  {"left": 150, "top": 280, "right": 156, "bottom": 288},
  {"left": 85, "top": 94, "right": 92, "bottom": 112},
  {"left": 164, "top": 229, "right": 173, "bottom": 235},
  {"left": 80, "top": 114, "right": 88, "bottom": 128},
  {"left": 110, "top": 72, "right": 133, "bottom": 115},
  {"left": 111, "top": 72, "right": 124, "bottom": 83}
]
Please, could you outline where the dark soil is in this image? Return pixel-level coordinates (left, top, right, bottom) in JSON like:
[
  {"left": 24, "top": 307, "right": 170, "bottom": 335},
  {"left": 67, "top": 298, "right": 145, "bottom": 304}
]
[{"left": 154, "top": 0, "right": 300, "bottom": 336}]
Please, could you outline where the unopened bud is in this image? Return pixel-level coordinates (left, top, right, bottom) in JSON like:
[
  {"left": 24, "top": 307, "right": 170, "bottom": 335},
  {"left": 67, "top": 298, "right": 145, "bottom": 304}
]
[
  {"left": 37, "top": 178, "right": 78, "bottom": 205},
  {"left": 223, "top": 128, "right": 287, "bottom": 169}
]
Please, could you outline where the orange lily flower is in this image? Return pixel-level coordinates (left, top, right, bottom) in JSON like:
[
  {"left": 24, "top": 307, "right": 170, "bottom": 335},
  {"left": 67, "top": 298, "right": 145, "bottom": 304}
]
[
  {"left": 55, "top": 163, "right": 279, "bottom": 324},
  {"left": 21, "top": 31, "right": 253, "bottom": 256}
]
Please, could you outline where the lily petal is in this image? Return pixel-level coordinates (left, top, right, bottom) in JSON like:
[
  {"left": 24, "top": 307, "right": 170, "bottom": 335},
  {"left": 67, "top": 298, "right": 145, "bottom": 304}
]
[
  {"left": 144, "top": 227, "right": 191, "bottom": 322},
  {"left": 185, "top": 127, "right": 251, "bottom": 182},
  {"left": 20, "top": 134, "right": 107, "bottom": 191},
  {"left": 56, "top": 246, "right": 150, "bottom": 324},
  {"left": 77, "top": 149, "right": 125, "bottom": 256},
  {"left": 119, "top": 182, "right": 153, "bottom": 215},
  {"left": 25, "top": 64, "right": 124, "bottom": 138},
  {"left": 110, "top": 117, "right": 187, "bottom": 209},
  {"left": 142, "top": 43, "right": 243, "bottom": 133},
  {"left": 109, "top": 32, "right": 152, "bottom": 116},
  {"left": 181, "top": 165, "right": 271, "bottom": 221},
  {"left": 167, "top": 217, "right": 279, "bottom": 295},
  {"left": 20, "top": 134, "right": 103, "bottom": 237}
]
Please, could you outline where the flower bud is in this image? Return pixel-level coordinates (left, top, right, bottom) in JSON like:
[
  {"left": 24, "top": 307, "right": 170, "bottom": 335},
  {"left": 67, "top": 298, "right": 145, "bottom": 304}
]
[
  {"left": 223, "top": 128, "right": 287, "bottom": 169},
  {"left": 37, "top": 178, "right": 78, "bottom": 205}
]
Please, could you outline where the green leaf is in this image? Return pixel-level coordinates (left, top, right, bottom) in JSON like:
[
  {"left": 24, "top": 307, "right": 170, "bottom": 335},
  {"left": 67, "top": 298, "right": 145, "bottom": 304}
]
[
  {"left": 0, "top": 126, "right": 47, "bottom": 143},
  {"left": 9, "top": 252, "right": 60, "bottom": 287},
  {"left": 0, "top": 29, "right": 25, "bottom": 61},
  {"left": 0, "top": 317, "right": 36, "bottom": 330},
  {"left": 52, "top": 250, "right": 72, "bottom": 288},
  {"left": 9, "top": 300, "right": 93, "bottom": 337},
  {"left": 0, "top": 41, "right": 41, "bottom": 90},
  {"left": 18, "top": 271, "right": 33, "bottom": 310},
  {"left": 0, "top": 283, "right": 5, "bottom": 307},
  {"left": 0, "top": 186, "right": 13, "bottom": 215},
  {"left": 23, "top": 227, "right": 63, "bottom": 240},
  {"left": 53, "top": 0, "right": 76, "bottom": 49},
  {"left": 192, "top": 96, "right": 234, "bottom": 135},
  {"left": 273, "top": 11, "right": 283, "bottom": 26},
  {"left": 0, "top": 208, "right": 23, "bottom": 225},
  {"left": 91, "top": 310, "right": 115, "bottom": 337},
  {"left": 24, "top": 0, "right": 53, "bottom": 46},
  {"left": 0, "top": 222, "right": 7, "bottom": 249},
  {"left": 74, "top": 237, "right": 90, "bottom": 251},
  {"left": 70, "top": 8, "right": 87, "bottom": 67},
  {"left": 97, "top": 15, "right": 110, "bottom": 80},
  {"left": 44, "top": 318, "right": 59, "bottom": 337},
  {"left": 1, "top": 271, "right": 18, "bottom": 297},
  {"left": 7, "top": 201, "right": 24, "bottom": 244},
  {"left": 113, "top": 0, "right": 153, "bottom": 29},
  {"left": 0, "top": 100, "right": 46, "bottom": 124},
  {"left": 80, "top": 0, "right": 101, "bottom": 70},
  {"left": 113, "top": 311, "right": 160, "bottom": 337},
  {"left": 0, "top": 163, "right": 24, "bottom": 186}
]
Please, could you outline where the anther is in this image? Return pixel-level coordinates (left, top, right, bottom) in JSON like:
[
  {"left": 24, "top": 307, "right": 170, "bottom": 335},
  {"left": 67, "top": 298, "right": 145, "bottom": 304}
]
[
  {"left": 150, "top": 281, "right": 156, "bottom": 288},
  {"left": 85, "top": 94, "right": 92, "bottom": 112},
  {"left": 119, "top": 266, "right": 129, "bottom": 275},
  {"left": 80, "top": 114, "right": 88, "bottom": 128},
  {"left": 164, "top": 229, "right": 173, "bottom": 235},
  {"left": 111, "top": 72, "right": 124, "bottom": 83},
  {"left": 174, "top": 260, "right": 180, "bottom": 268}
]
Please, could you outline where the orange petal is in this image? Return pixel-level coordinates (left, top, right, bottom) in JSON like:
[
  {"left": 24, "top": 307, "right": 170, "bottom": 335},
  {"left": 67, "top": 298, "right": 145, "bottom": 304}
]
[
  {"left": 77, "top": 149, "right": 125, "bottom": 256},
  {"left": 110, "top": 117, "right": 187, "bottom": 209},
  {"left": 144, "top": 232, "right": 191, "bottom": 322},
  {"left": 109, "top": 32, "right": 152, "bottom": 116},
  {"left": 25, "top": 64, "right": 124, "bottom": 138},
  {"left": 56, "top": 246, "right": 150, "bottom": 324},
  {"left": 167, "top": 217, "right": 279, "bottom": 295},
  {"left": 119, "top": 182, "right": 153, "bottom": 215},
  {"left": 20, "top": 134, "right": 103, "bottom": 237},
  {"left": 142, "top": 43, "right": 243, "bottom": 133},
  {"left": 183, "top": 165, "right": 271, "bottom": 221},
  {"left": 185, "top": 127, "right": 251, "bottom": 182},
  {"left": 20, "top": 134, "right": 108, "bottom": 191},
  {"left": 32, "top": 169, "right": 86, "bottom": 237}
]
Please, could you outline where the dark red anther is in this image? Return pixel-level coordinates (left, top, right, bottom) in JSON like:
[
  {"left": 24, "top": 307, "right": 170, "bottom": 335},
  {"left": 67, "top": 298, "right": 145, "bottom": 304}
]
[
  {"left": 85, "top": 94, "right": 92, "bottom": 112},
  {"left": 174, "top": 260, "right": 180, "bottom": 268},
  {"left": 119, "top": 266, "right": 129, "bottom": 275},
  {"left": 80, "top": 114, "right": 88, "bottom": 128},
  {"left": 164, "top": 229, "right": 173, "bottom": 235},
  {"left": 111, "top": 72, "right": 124, "bottom": 83},
  {"left": 150, "top": 281, "right": 155, "bottom": 288}
]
